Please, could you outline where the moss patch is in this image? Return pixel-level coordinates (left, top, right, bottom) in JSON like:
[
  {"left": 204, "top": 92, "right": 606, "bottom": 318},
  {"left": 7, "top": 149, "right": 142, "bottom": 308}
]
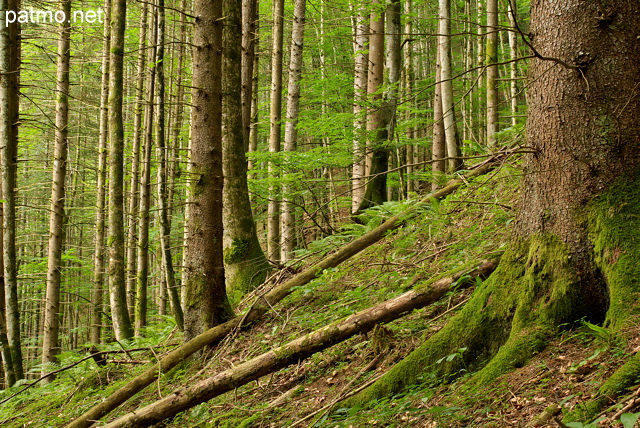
[{"left": 339, "top": 234, "right": 585, "bottom": 408}]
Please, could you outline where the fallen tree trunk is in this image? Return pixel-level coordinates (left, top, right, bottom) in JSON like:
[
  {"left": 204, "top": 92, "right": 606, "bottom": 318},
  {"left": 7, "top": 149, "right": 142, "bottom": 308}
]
[
  {"left": 103, "top": 259, "right": 499, "bottom": 427},
  {"left": 66, "top": 155, "right": 506, "bottom": 428}
]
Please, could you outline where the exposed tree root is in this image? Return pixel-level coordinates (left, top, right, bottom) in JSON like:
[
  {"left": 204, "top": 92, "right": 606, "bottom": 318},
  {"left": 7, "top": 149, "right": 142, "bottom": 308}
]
[{"left": 339, "top": 175, "right": 640, "bottom": 424}]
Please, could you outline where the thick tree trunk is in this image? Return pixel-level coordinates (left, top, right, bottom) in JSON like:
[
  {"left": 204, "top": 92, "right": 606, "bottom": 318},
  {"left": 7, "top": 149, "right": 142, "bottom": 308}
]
[
  {"left": 90, "top": 0, "right": 111, "bottom": 346},
  {"left": 65, "top": 157, "right": 504, "bottom": 428},
  {"left": 183, "top": 0, "right": 233, "bottom": 341},
  {"left": 42, "top": 0, "right": 71, "bottom": 382},
  {"left": 345, "top": 0, "right": 640, "bottom": 414},
  {"left": 107, "top": 0, "right": 133, "bottom": 341},
  {"left": 280, "top": 0, "right": 306, "bottom": 262},
  {"left": 222, "top": 0, "right": 270, "bottom": 301},
  {"left": 103, "top": 260, "right": 499, "bottom": 428},
  {"left": 267, "top": 0, "right": 285, "bottom": 263},
  {"left": 0, "top": 0, "right": 23, "bottom": 381}
]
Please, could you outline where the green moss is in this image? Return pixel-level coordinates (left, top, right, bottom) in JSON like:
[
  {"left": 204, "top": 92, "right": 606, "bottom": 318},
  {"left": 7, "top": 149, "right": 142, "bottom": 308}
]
[
  {"left": 340, "top": 234, "right": 583, "bottom": 408},
  {"left": 584, "top": 173, "right": 640, "bottom": 330},
  {"left": 224, "top": 238, "right": 251, "bottom": 265},
  {"left": 564, "top": 173, "right": 640, "bottom": 421}
]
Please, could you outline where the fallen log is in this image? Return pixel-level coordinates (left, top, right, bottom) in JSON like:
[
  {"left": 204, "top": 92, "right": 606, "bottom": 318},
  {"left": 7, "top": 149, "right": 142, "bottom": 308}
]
[
  {"left": 66, "top": 155, "right": 506, "bottom": 428},
  {"left": 102, "top": 259, "right": 499, "bottom": 427}
]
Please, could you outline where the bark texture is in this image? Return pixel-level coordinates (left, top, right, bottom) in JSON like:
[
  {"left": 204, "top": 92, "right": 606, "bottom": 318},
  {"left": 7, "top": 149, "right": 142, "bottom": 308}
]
[
  {"left": 42, "top": 0, "right": 71, "bottom": 380},
  {"left": 0, "top": 0, "right": 24, "bottom": 381},
  {"left": 267, "top": 0, "right": 285, "bottom": 262},
  {"left": 222, "top": 0, "right": 269, "bottom": 302},
  {"left": 107, "top": 0, "right": 133, "bottom": 340},
  {"left": 183, "top": 0, "right": 233, "bottom": 342},
  {"left": 90, "top": 0, "right": 111, "bottom": 345},
  {"left": 281, "top": 0, "right": 307, "bottom": 261}
]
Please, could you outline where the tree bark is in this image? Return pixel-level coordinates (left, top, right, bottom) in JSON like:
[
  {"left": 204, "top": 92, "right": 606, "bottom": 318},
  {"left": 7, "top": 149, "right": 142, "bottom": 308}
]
[
  {"left": 438, "top": 0, "right": 462, "bottom": 172},
  {"left": 134, "top": 7, "right": 156, "bottom": 336},
  {"left": 0, "top": 0, "right": 23, "bottom": 381},
  {"left": 356, "top": 5, "right": 386, "bottom": 212},
  {"left": 103, "top": 260, "right": 499, "bottom": 427},
  {"left": 267, "top": 0, "right": 285, "bottom": 263},
  {"left": 90, "top": 0, "right": 111, "bottom": 346},
  {"left": 431, "top": 47, "right": 446, "bottom": 190},
  {"left": 486, "top": 0, "right": 499, "bottom": 145},
  {"left": 242, "top": 0, "right": 258, "bottom": 151},
  {"left": 222, "top": 0, "right": 270, "bottom": 301},
  {"left": 155, "top": 0, "right": 184, "bottom": 330},
  {"left": 281, "top": 0, "right": 307, "bottom": 262},
  {"left": 65, "top": 156, "right": 505, "bottom": 428},
  {"left": 125, "top": 1, "right": 148, "bottom": 319},
  {"left": 0, "top": 164, "right": 15, "bottom": 386},
  {"left": 42, "top": 0, "right": 71, "bottom": 382},
  {"left": 107, "top": 0, "right": 133, "bottom": 341},
  {"left": 183, "top": 0, "right": 233, "bottom": 342},
  {"left": 351, "top": 7, "right": 368, "bottom": 213}
]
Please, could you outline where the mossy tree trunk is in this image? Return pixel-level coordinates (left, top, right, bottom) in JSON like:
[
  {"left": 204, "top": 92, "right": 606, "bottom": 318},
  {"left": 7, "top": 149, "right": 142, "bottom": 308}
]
[
  {"left": 183, "top": 0, "right": 234, "bottom": 342},
  {"left": 222, "top": 0, "right": 270, "bottom": 303},
  {"left": 107, "top": 0, "right": 133, "bottom": 341},
  {"left": 344, "top": 0, "right": 640, "bottom": 415}
]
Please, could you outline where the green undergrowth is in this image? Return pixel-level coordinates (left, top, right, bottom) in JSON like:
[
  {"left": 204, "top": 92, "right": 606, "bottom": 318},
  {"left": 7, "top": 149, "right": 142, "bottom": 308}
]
[{"left": 2, "top": 163, "right": 520, "bottom": 427}]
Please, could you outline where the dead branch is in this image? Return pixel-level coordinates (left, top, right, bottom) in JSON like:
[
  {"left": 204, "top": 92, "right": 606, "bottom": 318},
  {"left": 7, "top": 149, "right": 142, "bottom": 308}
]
[
  {"left": 66, "top": 154, "right": 506, "bottom": 428},
  {"left": 102, "top": 260, "right": 499, "bottom": 427}
]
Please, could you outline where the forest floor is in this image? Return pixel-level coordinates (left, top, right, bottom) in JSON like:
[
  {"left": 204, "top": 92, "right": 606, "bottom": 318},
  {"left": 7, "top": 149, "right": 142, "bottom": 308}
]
[{"left": 3, "top": 155, "right": 640, "bottom": 427}]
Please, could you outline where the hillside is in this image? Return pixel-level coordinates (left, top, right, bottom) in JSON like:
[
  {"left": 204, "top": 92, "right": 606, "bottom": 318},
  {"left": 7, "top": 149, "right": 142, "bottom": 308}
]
[{"left": 2, "top": 156, "right": 638, "bottom": 427}]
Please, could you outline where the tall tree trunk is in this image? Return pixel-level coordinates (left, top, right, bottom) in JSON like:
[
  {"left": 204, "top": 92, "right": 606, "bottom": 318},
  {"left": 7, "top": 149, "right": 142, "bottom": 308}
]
[
  {"left": 90, "top": 0, "right": 111, "bottom": 345},
  {"left": 402, "top": 0, "right": 415, "bottom": 195},
  {"left": 351, "top": 6, "right": 368, "bottom": 213},
  {"left": 280, "top": 0, "right": 307, "bottom": 262},
  {"left": 267, "top": 0, "right": 285, "bottom": 263},
  {"left": 107, "top": 0, "right": 133, "bottom": 340},
  {"left": 0, "top": 176, "right": 15, "bottom": 386},
  {"left": 486, "top": 0, "right": 499, "bottom": 145},
  {"left": 506, "top": 0, "right": 518, "bottom": 127},
  {"left": 432, "top": 47, "right": 446, "bottom": 190},
  {"left": 222, "top": 0, "right": 270, "bottom": 300},
  {"left": 242, "top": 0, "right": 258, "bottom": 151},
  {"left": 125, "top": 1, "right": 148, "bottom": 319},
  {"left": 155, "top": 0, "right": 184, "bottom": 330},
  {"left": 438, "top": 0, "right": 461, "bottom": 172},
  {"left": 184, "top": 0, "right": 234, "bottom": 342},
  {"left": 0, "top": 0, "right": 23, "bottom": 381},
  {"left": 356, "top": 4, "right": 385, "bottom": 212},
  {"left": 135, "top": 6, "right": 157, "bottom": 336},
  {"left": 42, "top": 0, "right": 71, "bottom": 382}
]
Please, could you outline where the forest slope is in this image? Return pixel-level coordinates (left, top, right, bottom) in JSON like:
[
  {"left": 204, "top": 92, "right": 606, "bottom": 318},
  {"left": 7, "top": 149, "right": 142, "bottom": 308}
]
[{"left": 3, "top": 157, "right": 638, "bottom": 427}]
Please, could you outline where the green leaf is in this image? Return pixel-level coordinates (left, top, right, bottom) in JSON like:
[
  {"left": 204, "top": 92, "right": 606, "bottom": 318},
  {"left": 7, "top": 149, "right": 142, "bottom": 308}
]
[{"left": 621, "top": 412, "right": 640, "bottom": 428}]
